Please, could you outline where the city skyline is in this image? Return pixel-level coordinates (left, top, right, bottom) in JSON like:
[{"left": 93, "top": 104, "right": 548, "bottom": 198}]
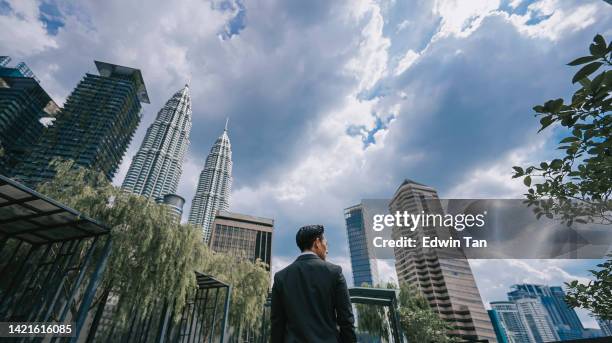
[{"left": 2, "top": 0, "right": 610, "bottom": 331}]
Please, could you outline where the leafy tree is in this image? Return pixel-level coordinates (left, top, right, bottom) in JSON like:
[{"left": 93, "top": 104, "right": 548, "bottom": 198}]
[
  {"left": 512, "top": 34, "right": 611, "bottom": 226},
  {"left": 511, "top": 35, "right": 611, "bottom": 320},
  {"left": 36, "top": 160, "right": 270, "bottom": 339},
  {"left": 356, "top": 283, "right": 457, "bottom": 342},
  {"left": 565, "top": 255, "right": 612, "bottom": 320}
]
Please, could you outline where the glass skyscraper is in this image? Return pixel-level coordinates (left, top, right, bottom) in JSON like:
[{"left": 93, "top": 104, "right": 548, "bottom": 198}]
[
  {"left": 344, "top": 202, "right": 380, "bottom": 287},
  {"left": 513, "top": 297, "right": 559, "bottom": 342},
  {"left": 122, "top": 85, "right": 192, "bottom": 200},
  {"left": 508, "top": 284, "right": 584, "bottom": 340},
  {"left": 0, "top": 58, "right": 59, "bottom": 176},
  {"left": 490, "top": 301, "right": 535, "bottom": 343},
  {"left": 14, "top": 61, "right": 149, "bottom": 186},
  {"left": 188, "top": 122, "right": 232, "bottom": 242}
]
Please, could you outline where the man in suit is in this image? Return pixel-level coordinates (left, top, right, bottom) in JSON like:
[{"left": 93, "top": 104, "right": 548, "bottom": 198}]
[{"left": 271, "top": 225, "right": 357, "bottom": 343}]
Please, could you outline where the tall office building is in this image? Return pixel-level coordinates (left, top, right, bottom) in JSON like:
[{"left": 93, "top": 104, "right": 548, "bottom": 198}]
[
  {"left": 209, "top": 211, "right": 273, "bottom": 268},
  {"left": 122, "top": 85, "right": 192, "bottom": 200},
  {"left": 490, "top": 301, "right": 535, "bottom": 343},
  {"left": 389, "top": 179, "right": 497, "bottom": 342},
  {"left": 513, "top": 297, "right": 559, "bottom": 342},
  {"left": 0, "top": 59, "right": 59, "bottom": 175},
  {"left": 488, "top": 309, "right": 511, "bottom": 343},
  {"left": 344, "top": 202, "right": 380, "bottom": 287},
  {"left": 188, "top": 123, "right": 232, "bottom": 242},
  {"left": 508, "top": 284, "right": 583, "bottom": 340},
  {"left": 596, "top": 318, "right": 612, "bottom": 337},
  {"left": 14, "top": 61, "right": 149, "bottom": 186}
]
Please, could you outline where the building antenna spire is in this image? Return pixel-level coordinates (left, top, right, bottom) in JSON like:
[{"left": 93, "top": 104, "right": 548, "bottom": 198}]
[{"left": 224, "top": 117, "right": 229, "bottom": 131}]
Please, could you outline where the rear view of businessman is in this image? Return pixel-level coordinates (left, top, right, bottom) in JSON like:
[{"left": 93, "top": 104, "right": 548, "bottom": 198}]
[{"left": 271, "top": 225, "right": 357, "bottom": 343}]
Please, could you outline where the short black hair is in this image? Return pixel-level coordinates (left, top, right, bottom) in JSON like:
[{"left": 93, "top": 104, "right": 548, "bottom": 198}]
[{"left": 296, "top": 225, "right": 324, "bottom": 252}]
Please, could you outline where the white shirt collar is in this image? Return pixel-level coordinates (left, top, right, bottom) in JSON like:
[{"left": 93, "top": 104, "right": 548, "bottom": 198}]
[{"left": 300, "top": 251, "right": 316, "bottom": 256}]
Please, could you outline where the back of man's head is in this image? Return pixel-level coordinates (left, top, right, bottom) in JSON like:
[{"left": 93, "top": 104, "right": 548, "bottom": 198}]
[{"left": 296, "top": 225, "right": 324, "bottom": 252}]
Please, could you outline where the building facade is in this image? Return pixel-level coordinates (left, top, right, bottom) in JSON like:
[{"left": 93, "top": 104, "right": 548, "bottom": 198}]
[
  {"left": 389, "top": 179, "right": 497, "bottom": 342},
  {"left": 122, "top": 85, "right": 192, "bottom": 200},
  {"left": 513, "top": 297, "right": 559, "bottom": 342},
  {"left": 508, "top": 284, "right": 583, "bottom": 340},
  {"left": 344, "top": 202, "right": 380, "bottom": 287},
  {"left": 597, "top": 318, "right": 612, "bottom": 337},
  {"left": 0, "top": 59, "right": 59, "bottom": 176},
  {"left": 162, "top": 193, "right": 185, "bottom": 222},
  {"left": 209, "top": 211, "right": 273, "bottom": 268},
  {"left": 14, "top": 61, "right": 149, "bottom": 186},
  {"left": 188, "top": 123, "right": 232, "bottom": 242},
  {"left": 490, "top": 301, "right": 535, "bottom": 343},
  {"left": 488, "top": 309, "right": 511, "bottom": 343}
]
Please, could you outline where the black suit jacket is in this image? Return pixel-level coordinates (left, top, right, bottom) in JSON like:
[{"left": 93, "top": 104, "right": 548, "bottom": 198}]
[{"left": 271, "top": 254, "right": 357, "bottom": 343}]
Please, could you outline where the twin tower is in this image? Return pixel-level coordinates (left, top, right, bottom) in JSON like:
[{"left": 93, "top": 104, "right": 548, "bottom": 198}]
[{"left": 121, "top": 84, "right": 232, "bottom": 242}]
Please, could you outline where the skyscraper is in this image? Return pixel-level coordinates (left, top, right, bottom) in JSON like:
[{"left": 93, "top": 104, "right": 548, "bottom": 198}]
[
  {"left": 0, "top": 59, "right": 59, "bottom": 176},
  {"left": 188, "top": 122, "right": 232, "bottom": 242},
  {"left": 490, "top": 301, "right": 535, "bottom": 343},
  {"left": 597, "top": 318, "right": 612, "bottom": 337},
  {"left": 488, "top": 309, "right": 511, "bottom": 343},
  {"left": 513, "top": 297, "right": 559, "bottom": 342},
  {"left": 122, "top": 85, "right": 192, "bottom": 200},
  {"left": 14, "top": 61, "right": 149, "bottom": 186},
  {"left": 209, "top": 211, "right": 273, "bottom": 268},
  {"left": 508, "top": 284, "right": 584, "bottom": 340},
  {"left": 389, "top": 179, "right": 497, "bottom": 342},
  {"left": 344, "top": 202, "right": 380, "bottom": 286}
]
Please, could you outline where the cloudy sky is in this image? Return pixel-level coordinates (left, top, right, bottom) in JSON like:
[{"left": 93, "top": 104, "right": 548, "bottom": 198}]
[{"left": 2, "top": 0, "right": 610, "bottom": 329}]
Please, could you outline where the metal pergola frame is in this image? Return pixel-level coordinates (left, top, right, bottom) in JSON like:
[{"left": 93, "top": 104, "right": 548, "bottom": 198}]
[
  {"left": 0, "top": 174, "right": 112, "bottom": 343},
  {"left": 349, "top": 287, "right": 404, "bottom": 343},
  {"left": 97, "top": 272, "right": 232, "bottom": 343}
]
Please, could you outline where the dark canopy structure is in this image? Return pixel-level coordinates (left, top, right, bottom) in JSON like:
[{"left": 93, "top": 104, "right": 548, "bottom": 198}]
[
  {"left": 349, "top": 287, "right": 403, "bottom": 343},
  {"left": 0, "top": 175, "right": 112, "bottom": 342}
]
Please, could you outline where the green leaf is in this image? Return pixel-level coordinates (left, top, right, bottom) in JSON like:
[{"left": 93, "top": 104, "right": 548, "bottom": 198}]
[
  {"left": 560, "top": 136, "right": 579, "bottom": 143},
  {"left": 567, "top": 55, "right": 599, "bottom": 66},
  {"left": 512, "top": 166, "right": 524, "bottom": 176},
  {"left": 572, "top": 62, "right": 603, "bottom": 83},
  {"left": 539, "top": 115, "right": 554, "bottom": 132},
  {"left": 524, "top": 176, "right": 531, "bottom": 187}
]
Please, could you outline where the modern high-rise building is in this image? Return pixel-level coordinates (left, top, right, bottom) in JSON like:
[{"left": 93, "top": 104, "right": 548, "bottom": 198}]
[
  {"left": 508, "top": 284, "right": 583, "bottom": 340},
  {"left": 188, "top": 123, "right": 232, "bottom": 242},
  {"left": 513, "top": 297, "right": 559, "bottom": 342},
  {"left": 344, "top": 202, "right": 380, "bottom": 287},
  {"left": 0, "top": 59, "right": 59, "bottom": 176},
  {"left": 597, "top": 318, "right": 612, "bottom": 337},
  {"left": 14, "top": 61, "right": 149, "bottom": 186},
  {"left": 209, "top": 211, "right": 273, "bottom": 268},
  {"left": 490, "top": 301, "right": 535, "bottom": 343},
  {"left": 122, "top": 85, "right": 192, "bottom": 200},
  {"left": 488, "top": 309, "right": 511, "bottom": 343},
  {"left": 389, "top": 179, "right": 497, "bottom": 342}
]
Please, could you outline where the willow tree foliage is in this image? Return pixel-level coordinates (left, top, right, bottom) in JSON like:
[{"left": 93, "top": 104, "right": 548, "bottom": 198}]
[
  {"left": 37, "top": 160, "right": 270, "bottom": 337},
  {"left": 355, "top": 283, "right": 456, "bottom": 342}
]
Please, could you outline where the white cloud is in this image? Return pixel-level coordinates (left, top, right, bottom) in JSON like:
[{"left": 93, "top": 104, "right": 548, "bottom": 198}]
[
  {"left": 0, "top": 0, "right": 58, "bottom": 55},
  {"left": 394, "top": 49, "right": 419, "bottom": 75},
  {"left": 506, "top": 0, "right": 601, "bottom": 41},
  {"left": 432, "top": 0, "right": 500, "bottom": 39}
]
